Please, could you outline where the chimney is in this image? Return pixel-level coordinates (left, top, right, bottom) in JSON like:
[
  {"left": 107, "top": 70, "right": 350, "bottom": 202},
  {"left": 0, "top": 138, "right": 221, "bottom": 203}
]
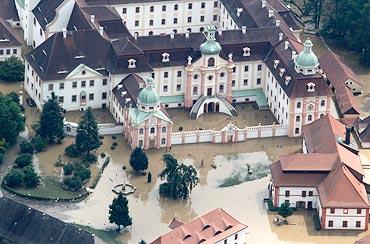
[
  {"left": 134, "top": 32, "right": 138, "bottom": 40},
  {"left": 268, "top": 10, "right": 274, "bottom": 18},
  {"left": 90, "top": 15, "right": 95, "bottom": 23},
  {"left": 261, "top": 0, "right": 267, "bottom": 8},
  {"left": 218, "top": 28, "right": 223, "bottom": 35},
  {"left": 237, "top": 8, "right": 243, "bottom": 17},
  {"left": 275, "top": 19, "right": 280, "bottom": 26},
  {"left": 62, "top": 28, "right": 67, "bottom": 38},
  {"left": 99, "top": 26, "right": 104, "bottom": 36},
  {"left": 185, "top": 31, "right": 190, "bottom": 38},
  {"left": 287, "top": 4, "right": 291, "bottom": 9},
  {"left": 241, "top": 26, "right": 247, "bottom": 34},
  {"left": 170, "top": 31, "right": 175, "bottom": 39},
  {"left": 278, "top": 32, "right": 283, "bottom": 41},
  {"left": 284, "top": 41, "right": 289, "bottom": 50},
  {"left": 345, "top": 125, "right": 351, "bottom": 145},
  {"left": 291, "top": 50, "right": 297, "bottom": 60}
]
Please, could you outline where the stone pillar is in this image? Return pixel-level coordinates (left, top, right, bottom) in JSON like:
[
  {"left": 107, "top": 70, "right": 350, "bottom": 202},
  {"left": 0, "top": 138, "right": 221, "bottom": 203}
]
[
  {"left": 166, "top": 124, "right": 172, "bottom": 148},
  {"left": 131, "top": 127, "right": 138, "bottom": 149},
  {"left": 201, "top": 70, "right": 206, "bottom": 96},
  {"left": 222, "top": 130, "right": 227, "bottom": 143},
  {"left": 144, "top": 124, "right": 149, "bottom": 150},
  {"left": 156, "top": 123, "right": 161, "bottom": 149},
  {"left": 184, "top": 67, "right": 193, "bottom": 108}
]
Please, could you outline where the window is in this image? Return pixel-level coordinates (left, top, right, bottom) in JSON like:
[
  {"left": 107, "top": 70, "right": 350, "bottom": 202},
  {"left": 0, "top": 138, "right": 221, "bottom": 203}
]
[
  {"left": 285, "top": 190, "right": 290, "bottom": 197},
  {"left": 330, "top": 208, "right": 335, "bottom": 214},
  {"left": 244, "top": 65, "right": 249, "bottom": 72},
  {"left": 295, "top": 116, "right": 300, "bottom": 122},
  {"left": 0, "top": 50, "right": 3, "bottom": 55},
  {"left": 162, "top": 5, "right": 166, "bottom": 11},
  {"left": 201, "top": 2, "right": 205, "bottom": 8},
  {"left": 187, "top": 17, "right": 192, "bottom": 23},
  {"left": 200, "top": 16, "right": 205, "bottom": 22},
  {"left": 320, "top": 100, "right": 325, "bottom": 107},
  {"left": 308, "top": 191, "right": 313, "bottom": 196},
  {"left": 150, "top": 127, "right": 155, "bottom": 134},
  {"left": 89, "top": 93, "right": 94, "bottom": 100},
  {"left": 13, "top": 49, "right": 17, "bottom": 54},
  {"left": 161, "top": 19, "right": 166, "bottom": 25},
  {"left": 193, "top": 86, "right": 198, "bottom": 95},
  {"left": 72, "top": 81, "right": 77, "bottom": 88},
  {"left": 208, "top": 58, "right": 215, "bottom": 67},
  {"left": 139, "top": 128, "right": 144, "bottom": 135},
  {"left": 328, "top": 221, "right": 333, "bottom": 227},
  {"left": 234, "top": 233, "right": 238, "bottom": 240},
  {"left": 162, "top": 53, "right": 170, "bottom": 62},
  {"left": 302, "top": 191, "right": 306, "bottom": 197},
  {"left": 173, "top": 18, "right": 178, "bottom": 24},
  {"left": 161, "top": 138, "right": 166, "bottom": 145},
  {"left": 174, "top": 4, "right": 178, "bottom": 11},
  {"left": 243, "top": 79, "right": 248, "bottom": 86},
  {"left": 208, "top": 75, "right": 213, "bottom": 81},
  {"left": 139, "top": 140, "right": 143, "bottom": 147},
  {"left": 149, "top": 20, "right": 154, "bottom": 26},
  {"left": 150, "top": 6, "right": 154, "bottom": 12},
  {"left": 135, "top": 20, "right": 139, "bottom": 27},
  {"left": 72, "top": 95, "right": 77, "bottom": 102},
  {"left": 163, "top": 85, "right": 168, "bottom": 92},
  {"left": 48, "top": 84, "right": 53, "bottom": 91},
  {"left": 81, "top": 70, "right": 86, "bottom": 75},
  {"left": 81, "top": 80, "right": 86, "bottom": 87},
  {"left": 295, "top": 128, "right": 300, "bottom": 134},
  {"left": 6, "top": 49, "right": 10, "bottom": 55},
  {"left": 356, "top": 221, "right": 361, "bottom": 228},
  {"left": 296, "top": 102, "right": 301, "bottom": 109},
  {"left": 308, "top": 115, "right": 312, "bottom": 122},
  {"left": 214, "top": 1, "right": 218, "bottom": 7},
  {"left": 233, "top": 67, "right": 236, "bottom": 73},
  {"left": 102, "top": 92, "right": 107, "bottom": 99},
  {"left": 135, "top": 7, "right": 140, "bottom": 13},
  {"left": 176, "top": 84, "right": 181, "bottom": 91},
  {"left": 213, "top": 15, "right": 218, "bottom": 21},
  {"left": 257, "top": 78, "right": 261, "bottom": 85},
  {"left": 224, "top": 240, "right": 227, "bottom": 244},
  {"left": 193, "top": 74, "right": 198, "bottom": 80},
  {"left": 219, "top": 84, "right": 224, "bottom": 92},
  {"left": 232, "top": 80, "right": 235, "bottom": 87},
  {"left": 89, "top": 80, "right": 94, "bottom": 87},
  {"left": 59, "top": 83, "right": 64, "bottom": 90},
  {"left": 58, "top": 96, "right": 64, "bottom": 103},
  {"left": 164, "top": 72, "right": 168, "bottom": 78},
  {"left": 257, "top": 64, "right": 262, "bottom": 71},
  {"left": 343, "top": 209, "right": 348, "bottom": 214},
  {"left": 162, "top": 127, "right": 166, "bottom": 133},
  {"left": 148, "top": 31, "right": 153, "bottom": 36},
  {"left": 177, "top": 71, "right": 182, "bottom": 77},
  {"left": 188, "top": 3, "right": 192, "bottom": 9},
  {"left": 128, "top": 59, "right": 136, "bottom": 68},
  {"left": 357, "top": 209, "right": 362, "bottom": 214},
  {"left": 220, "top": 72, "right": 225, "bottom": 78},
  {"left": 102, "top": 79, "right": 107, "bottom": 85},
  {"left": 122, "top": 8, "right": 127, "bottom": 14},
  {"left": 342, "top": 221, "right": 348, "bottom": 228}
]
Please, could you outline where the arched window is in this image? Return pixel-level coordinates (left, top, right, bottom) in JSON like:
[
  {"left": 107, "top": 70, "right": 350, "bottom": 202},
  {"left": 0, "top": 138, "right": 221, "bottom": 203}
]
[
  {"left": 208, "top": 57, "right": 215, "bottom": 67},
  {"left": 138, "top": 140, "right": 143, "bottom": 147},
  {"left": 193, "top": 86, "right": 198, "bottom": 95},
  {"left": 162, "top": 126, "right": 166, "bottom": 133},
  {"left": 161, "top": 138, "right": 166, "bottom": 144},
  {"left": 295, "top": 128, "right": 300, "bottom": 134},
  {"left": 139, "top": 128, "right": 144, "bottom": 134},
  {"left": 320, "top": 100, "right": 325, "bottom": 107},
  {"left": 295, "top": 116, "right": 300, "bottom": 122},
  {"left": 200, "top": 27, "right": 204, "bottom": 32},
  {"left": 150, "top": 127, "right": 155, "bottom": 134},
  {"left": 296, "top": 101, "right": 301, "bottom": 109},
  {"left": 219, "top": 84, "right": 224, "bottom": 92},
  {"left": 308, "top": 114, "right": 313, "bottom": 121}
]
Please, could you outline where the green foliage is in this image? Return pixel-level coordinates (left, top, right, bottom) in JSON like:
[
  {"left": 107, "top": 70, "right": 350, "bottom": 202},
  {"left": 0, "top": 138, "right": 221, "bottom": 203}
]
[
  {"left": 31, "top": 135, "right": 47, "bottom": 152},
  {"left": 20, "top": 141, "right": 34, "bottom": 154},
  {"left": 139, "top": 240, "right": 147, "bottom": 244},
  {"left": 313, "top": 214, "right": 322, "bottom": 231},
  {"left": 83, "top": 153, "right": 97, "bottom": 165},
  {"left": 0, "top": 56, "right": 24, "bottom": 81},
  {"left": 73, "top": 163, "right": 91, "bottom": 181},
  {"left": 129, "top": 147, "right": 148, "bottom": 174},
  {"left": 159, "top": 154, "right": 199, "bottom": 200},
  {"left": 63, "top": 163, "right": 74, "bottom": 175},
  {"left": 23, "top": 166, "right": 40, "bottom": 187},
  {"left": 4, "top": 169, "right": 24, "bottom": 187},
  {"left": 36, "top": 93, "right": 65, "bottom": 143},
  {"left": 278, "top": 202, "right": 294, "bottom": 219},
  {"left": 63, "top": 176, "right": 83, "bottom": 191},
  {"left": 109, "top": 193, "right": 132, "bottom": 230},
  {"left": 267, "top": 199, "right": 279, "bottom": 212},
  {"left": 0, "top": 153, "right": 5, "bottom": 164},
  {"left": 65, "top": 144, "right": 80, "bottom": 158},
  {"left": 75, "top": 108, "right": 100, "bottom": 155},
  {"left": 7, "top": 91, "right": 20, "bottom": 105},
  {"left": 0, "top": 94, "right": 25, "bottom": 145},
  {"left": 14, "top": 153, "right": 33, "bottom": 168}
]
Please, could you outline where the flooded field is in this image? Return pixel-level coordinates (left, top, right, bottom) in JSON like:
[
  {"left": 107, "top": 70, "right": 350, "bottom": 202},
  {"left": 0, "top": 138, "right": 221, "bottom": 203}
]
[
  {"left": 65, "top": 108, "right": 115, "bottom": 124},
  {"left": 168, "top": 103, "right": 277, "bottom": 131}
]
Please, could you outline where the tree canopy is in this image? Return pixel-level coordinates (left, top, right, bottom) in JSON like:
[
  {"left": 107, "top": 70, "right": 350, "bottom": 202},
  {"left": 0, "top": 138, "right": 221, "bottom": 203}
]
[
  {"left": 36, "top": 93, "right": 65, "bottom": 143},
  {"left": 129, "top": 147, "right": 148, "bottom": 174},
  {"left": 0, "top": 57, "right": 24, "bottom": 82},
  {"left": 159, "top": 154, "right": 199, "bottom": 200},
  {"left": 75, "top": 108, "right": 100, "bottom": 155},
  {"left": 109, "top": 193, "right": 132, "bottom": 230},
  {"left": 278, "top": 202, "right": 294, "bottom": 220}
]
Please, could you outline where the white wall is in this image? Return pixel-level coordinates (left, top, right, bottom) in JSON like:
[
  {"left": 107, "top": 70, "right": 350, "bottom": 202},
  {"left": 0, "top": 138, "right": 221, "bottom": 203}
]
[
  {"left": 277, "top": 186, "right": 319, "bottom": 209},
  {"left": 215, "top": 228, "right": 247, "bottom": 244},
  {"left": 0, "top": 46, "right": 22, "bottom": 61}
]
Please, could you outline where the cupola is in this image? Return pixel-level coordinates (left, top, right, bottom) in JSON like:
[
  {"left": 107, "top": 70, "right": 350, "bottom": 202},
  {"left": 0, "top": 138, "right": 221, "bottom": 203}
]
[
  {"left": 137, "top": 76, "right": 161, "bottom": 112},
  {"left": 294, "top": 38, "right": 319, "bottom": 75},
  {"left": 200, "top": 25, "right": 222, "bottom": 56}
]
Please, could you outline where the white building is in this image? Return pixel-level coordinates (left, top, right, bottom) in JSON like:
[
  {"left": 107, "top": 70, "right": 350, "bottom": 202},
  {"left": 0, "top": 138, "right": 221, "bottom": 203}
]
[{"left": 0, "top": 18, "right": 22, "bottom": 61}]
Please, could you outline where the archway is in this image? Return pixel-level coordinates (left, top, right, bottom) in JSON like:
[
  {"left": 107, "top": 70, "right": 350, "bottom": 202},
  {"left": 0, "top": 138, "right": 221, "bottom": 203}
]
[
  {"left": 208, "top": 102, "right": 215, "bottom": 112},
  {"left": 203, "top": 103, "right": 207, "bottom": 113},
  {"left": 216, "top": 102, "right": 220, "bottom": 112}
]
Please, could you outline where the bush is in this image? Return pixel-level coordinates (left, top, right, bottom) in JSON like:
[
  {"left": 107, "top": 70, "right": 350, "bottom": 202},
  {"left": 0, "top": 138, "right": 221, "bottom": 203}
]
[
  {"left": 31, "top": 136, "right": 47, "bottom": 153},
  {"left": 15, "top": 153, "right": 33, "bottom": 167},
  {"left": 267, "top": 199, "right": 279, "bottom": 212},
  {"left": 23, "top": 166, "right": 40, "bottom": 187},
  {"left": 83, "top": 154, "right": 97, "bottom": 165},
  {"left": 63, "top": 163, "right": 74, "bottom": 175},
  {"left": 63, "top": 176, "right": 83, "bottom": 191},
  {"left": 313, "top": 214, "right": 321, "bottom": 231},
  {"left": 74, "top": 164, "right": 91, "bottom": 181},
  {"left": 65, "top": 144, "right": 79, "bottom": 158},
  {"left": 20, "top": 141, "right": 34, "bottom": 154},
  {"left": 4, "top": 169, "right": 24, "bottom": 187},
  {"left": 0, "top": 153, "right": 5, "bottom": 164},
  {"left": 99, "top": 135, "right": 104, "bottom": 140},
  {"left": 0, "top": 56, "right": 24, "bottom": 81}
]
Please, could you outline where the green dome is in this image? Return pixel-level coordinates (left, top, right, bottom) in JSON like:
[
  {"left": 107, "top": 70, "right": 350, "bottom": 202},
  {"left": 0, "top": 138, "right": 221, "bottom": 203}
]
[
  {"left": 137, "top": 77, "right": 160, "bottom": 106},
  {"left": 200, "top": 25, "right": 222, "bottom": 55},
  {"left": 295, "top": 39, "right": 319, "bottom": 68}
]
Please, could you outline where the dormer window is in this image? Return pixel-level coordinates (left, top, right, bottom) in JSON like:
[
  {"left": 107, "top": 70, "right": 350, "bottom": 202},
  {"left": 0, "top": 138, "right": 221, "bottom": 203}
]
[
  {"left": 279, "top": 68, "right": 286, "bottom": 77},
  {"left": 243, "top": 47, "right": 250, "bottom": 56},
  {"left": 274, "top": 59, "right": 280, "bottom": 68},
  {"left": 307, "top": 82, "right": 315, "bottom": 92},
  {"left": 285, "top": 76, "right": 291, "bottom": 85},
  {"left": 162, "top": 53, "right": 170, "bottom": 62},
  {"left": 128, "top": 58, "right": 136, "bottom": 68}
]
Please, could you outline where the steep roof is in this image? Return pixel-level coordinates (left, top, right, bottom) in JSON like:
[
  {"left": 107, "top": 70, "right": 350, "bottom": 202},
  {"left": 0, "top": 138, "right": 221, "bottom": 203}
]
[
  {"left": 151, "top": 208, "right": 247, "bottom": 244},
  {"left": 0, "top": 196, "right": 102, "bottom": 244},
  {"left": 0, "top": 0, "right": 19, "bottom": 21},
  {"left": 279, "top": 153, "right": 338, "bottom": 172},
  {"left": 33, "top": 0, "right": 65, "bottom": 30},
  {"left": 355, "top": 115, "right": 370, "bottom": 143},
  {"left": 318, "top": 165, "right": 369, "bottom": 208},
  {"left": 25, "top": 29, "right": 111, "bottom": 81},
  {"left": 112, "top": 73, "right": 144, "bottom": 108},
  {"left": 0, "top": 18, "right": 22, "bottom": 48}
]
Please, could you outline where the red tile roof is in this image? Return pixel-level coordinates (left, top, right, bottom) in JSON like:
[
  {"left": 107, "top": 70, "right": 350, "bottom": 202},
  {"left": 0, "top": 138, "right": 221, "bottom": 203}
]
[
  {"left": 151, "top": 209, "right": 247, "bottom": 244},
  {"left": 279, "top": 153, "right": 338, "bottom": 172}
]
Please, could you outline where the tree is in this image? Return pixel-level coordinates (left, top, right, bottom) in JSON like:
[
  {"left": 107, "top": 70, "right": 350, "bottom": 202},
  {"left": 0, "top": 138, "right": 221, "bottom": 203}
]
[
  {"left": 23, "top": 166, "right": 40, "bottom": 187},
  {"left": 278, "top": 202, "right": 294, "bottom": 221},
  {"left": 4, "top": 169, "right": 24, "bottom": 187},
  {"left": 65, "top": 144, "right": 79, "bottom": 158},
  {"left": 0, "top": 153, "right": 5, "bottom": 164},
  {"left": 63, "top": 163, "right": 74, "bottom": 175},
  {"left": 159, "top": 154, "right": 199, "bottom": 200},
  {"left": 7, "top": 91, "right": 20, "bottom": 105},
  {"left": 14, "top": 153, "right": 33, "bottom": 167},
  {"left": 129, "top": 147, "right": 148, "bottom": 174},
  {"left": 36, "top": 93, "right": 65, "bottom": 144},
  {"left": 109, "top": 193, "right": 132, "bottom": 230},
  {"left": 0, "top": 94, "right": 25, "bottom": 145},
  {"left": 20, "top": 141, "right": 34, "bottom": 154},
  {"left": 75, "top": 108, "right": 100, "bottom": 155},
  {"left": 31, "top": 135, "right": 47, "bottom": 152},
  {"left": 0, "top": 57, "right": 24, "bottom": 81},
  {"left": 63, "top": 176, "right": 83, "bottom": 191}
]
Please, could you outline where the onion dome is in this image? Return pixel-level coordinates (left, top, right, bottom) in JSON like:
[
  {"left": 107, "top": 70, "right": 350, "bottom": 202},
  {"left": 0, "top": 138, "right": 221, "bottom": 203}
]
[
  {"left": 137, "top": 76, "right": 161, "bottom": 112},
  {"left": 294, "top": 39, "right": 319, "bottom": 75},
  {"left": 200, "top": 25, "right": 222, "bottom": 55}
]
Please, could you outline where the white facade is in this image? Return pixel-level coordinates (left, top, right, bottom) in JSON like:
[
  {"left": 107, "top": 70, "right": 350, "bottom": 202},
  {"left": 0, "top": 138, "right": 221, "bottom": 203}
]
[
  {"left": 214, "top": 228, "right": 247, "bottom": 244},
  {"left": 272, "top": 185, "right": 319, "bottom": 209},
  {"left": 0, "top": 46, "right": 22, "bottom": 61}
]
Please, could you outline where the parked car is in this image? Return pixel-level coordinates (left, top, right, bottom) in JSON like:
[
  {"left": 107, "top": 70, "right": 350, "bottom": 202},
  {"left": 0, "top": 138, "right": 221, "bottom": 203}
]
[{"left": 26, "top": 98, "right": 36, "bottom": 107}]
